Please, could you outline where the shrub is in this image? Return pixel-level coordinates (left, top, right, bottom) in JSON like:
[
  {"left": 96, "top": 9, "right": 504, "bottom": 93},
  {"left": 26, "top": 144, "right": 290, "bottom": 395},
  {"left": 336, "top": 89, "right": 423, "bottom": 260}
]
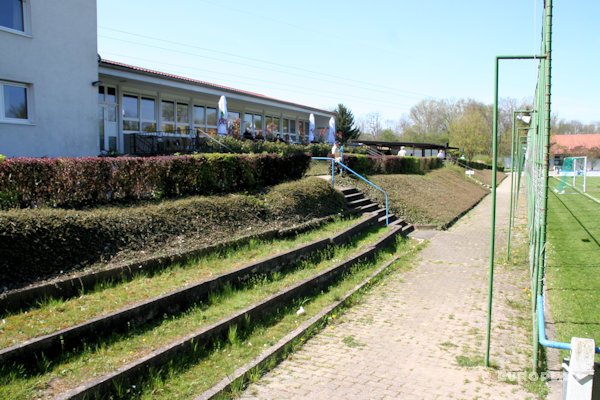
[
  {"left": 194, "top": 137, "right": 368, "bottom": 157},
  {"left": 266, "top": 177, "right": 345, "bottom": 219},
  {"left": 0, "top": 153, "right": 311, "bottom": 209},
  {"left": 462, "top": 159, "right": 504, "bottom": 172},
  {"left": 340, "top": 154, "right": 441, "bottom": 175},
  {"left": 0, "top": 177, "right": 344, "bottom": 287}
]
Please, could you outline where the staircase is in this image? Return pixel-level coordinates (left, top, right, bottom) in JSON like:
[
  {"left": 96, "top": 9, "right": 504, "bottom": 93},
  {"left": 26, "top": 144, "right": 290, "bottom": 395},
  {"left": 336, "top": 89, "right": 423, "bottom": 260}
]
[{"left": 340, "top": 187, "right": 415, "bottom": 235}]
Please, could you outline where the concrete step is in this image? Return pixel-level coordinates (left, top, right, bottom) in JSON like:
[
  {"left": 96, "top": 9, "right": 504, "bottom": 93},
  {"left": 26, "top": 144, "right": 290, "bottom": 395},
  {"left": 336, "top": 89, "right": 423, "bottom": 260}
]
[
  {"left": 359, "top": 203, "right": 379, "bottom": 213},
  {"left": 378, "top": 214, "right": 398, "bottom": 225},
  {"left": 389, "top": 218, "right": 408, "bottom": 228},
  {"left": 347, "top": 198, "right": 371, "bottom": 208},
  {"left": 344, "top": 192, "right": 364, "bottom": 202},
  {"left": 401, "top": 224, "right": 415, "bottom": 235},
  {"left": 338, "top": 187, "right": 358, "bottom": 195}
]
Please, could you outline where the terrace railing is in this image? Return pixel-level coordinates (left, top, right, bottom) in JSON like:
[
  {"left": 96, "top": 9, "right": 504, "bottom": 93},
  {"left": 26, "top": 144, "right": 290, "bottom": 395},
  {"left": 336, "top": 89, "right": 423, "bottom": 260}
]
[{"left": 311, "top": 157, "right": 389, "bottom": 225}]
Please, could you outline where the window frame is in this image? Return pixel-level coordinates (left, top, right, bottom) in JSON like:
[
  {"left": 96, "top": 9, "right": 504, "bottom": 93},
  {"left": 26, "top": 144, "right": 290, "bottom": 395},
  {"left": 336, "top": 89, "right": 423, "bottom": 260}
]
[
  {"left": 0, "top": 0, "right": 31, "bottom": 36},
  {"left": 121, "top": 93, "right": 157, "bottom": 133},
  {"left": 0, "top": 80, "right": 31, "bottom": 124},
  {"left": 160, "top": 99, "right": 191, "bottom": 135}
]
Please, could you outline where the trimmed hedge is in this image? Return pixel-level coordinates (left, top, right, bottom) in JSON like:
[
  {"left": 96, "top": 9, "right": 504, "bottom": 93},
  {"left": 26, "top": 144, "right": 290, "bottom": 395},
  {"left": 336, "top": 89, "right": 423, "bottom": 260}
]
[
  {"left": 0, "top": 177, "right": 346, "bottom": 288},
  {"left": 0, "top": 153, "right": 310, "bottom": 209},
  {"left": 196, "top": 137, "right": 367, "bottom": 157},
  {"left": 461, "top": 160, "right": 505, "bottom": 172},
  {"left": 333, "top": 154, "right": 443, "bottom": 175}
]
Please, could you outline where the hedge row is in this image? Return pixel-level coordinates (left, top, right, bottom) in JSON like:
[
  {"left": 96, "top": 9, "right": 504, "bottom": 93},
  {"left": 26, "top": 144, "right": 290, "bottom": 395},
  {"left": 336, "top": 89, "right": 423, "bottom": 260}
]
[
  {"left": 458, "top": 159, "right": 504, "bottom": 172},
  {"left": 0, "top": 177, "right": 346, "bottom": 287},
  {"left": 334, "top": 154, "right": 443, "bottom": 175},
  {"left": 196, "top": 137, "right": 367, "bottom": 157},
  {"left": 0, "top": 153, "right": 310, "bottom": 209}
]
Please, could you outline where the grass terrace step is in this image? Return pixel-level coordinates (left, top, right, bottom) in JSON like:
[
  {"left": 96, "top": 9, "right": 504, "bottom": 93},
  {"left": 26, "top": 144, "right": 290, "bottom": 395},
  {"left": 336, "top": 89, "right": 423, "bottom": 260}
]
[
  {"left": 0, "top": 214, "right": 381, "bottom": 364},
  {"left": 57, "top": 227, "right": 405, "bottom": 400},
  {"left": 0, "top": 224, "right": 410, "bottom": 399},
  {"left": 0, "top": 214, "right": 355, "bottom": 315}
]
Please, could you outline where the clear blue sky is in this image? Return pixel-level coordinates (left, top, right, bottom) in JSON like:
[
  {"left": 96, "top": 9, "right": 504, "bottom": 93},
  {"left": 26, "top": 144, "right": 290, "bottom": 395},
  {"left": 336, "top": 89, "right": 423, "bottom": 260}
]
[{"left": 97, "top": 0, "right": 600, "bottom": 125}]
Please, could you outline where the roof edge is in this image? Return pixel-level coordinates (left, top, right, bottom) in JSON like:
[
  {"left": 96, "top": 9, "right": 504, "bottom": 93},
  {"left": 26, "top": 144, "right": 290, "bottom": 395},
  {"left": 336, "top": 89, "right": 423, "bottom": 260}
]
[{"left": 98, "top": 58, "right": 336, "bottom": 116}]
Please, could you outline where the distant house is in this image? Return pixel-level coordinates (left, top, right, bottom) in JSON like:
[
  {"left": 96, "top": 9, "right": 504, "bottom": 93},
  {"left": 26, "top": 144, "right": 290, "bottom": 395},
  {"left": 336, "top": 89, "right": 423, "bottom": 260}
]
[
  {"left": 550, "top": 134, "right": 600, "bottom": 170},
  {"left": 0, "top": 0, "right": 334, "bottom": 158}
]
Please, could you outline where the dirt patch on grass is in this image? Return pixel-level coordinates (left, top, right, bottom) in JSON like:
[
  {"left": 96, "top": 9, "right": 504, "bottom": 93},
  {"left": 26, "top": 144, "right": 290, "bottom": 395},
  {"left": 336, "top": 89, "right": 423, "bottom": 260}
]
[{"left": 337, "top": 166, "right": 504, "bottom": 228}]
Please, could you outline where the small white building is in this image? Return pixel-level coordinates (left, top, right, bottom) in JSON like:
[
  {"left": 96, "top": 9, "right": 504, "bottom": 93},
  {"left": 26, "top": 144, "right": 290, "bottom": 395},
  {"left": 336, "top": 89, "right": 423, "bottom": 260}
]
[{"left": 0, "top": 0, "right": 335, "bottom": 158}]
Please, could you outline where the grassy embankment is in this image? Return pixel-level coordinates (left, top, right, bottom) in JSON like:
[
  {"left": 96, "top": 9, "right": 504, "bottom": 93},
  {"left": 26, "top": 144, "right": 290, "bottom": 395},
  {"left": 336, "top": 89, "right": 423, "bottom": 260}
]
[
  {"left": 546, "top": 176, "right": 600, "bottom": 361},
  {"left": 335, "top": 165, "right": 501, "bottom": 227}
]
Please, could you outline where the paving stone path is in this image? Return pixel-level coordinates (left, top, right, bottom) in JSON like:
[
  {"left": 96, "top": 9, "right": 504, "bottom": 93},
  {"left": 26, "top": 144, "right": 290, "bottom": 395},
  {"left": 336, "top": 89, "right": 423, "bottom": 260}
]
[{"left": 239, "top": 176, "right": 542, "bottom": 399}]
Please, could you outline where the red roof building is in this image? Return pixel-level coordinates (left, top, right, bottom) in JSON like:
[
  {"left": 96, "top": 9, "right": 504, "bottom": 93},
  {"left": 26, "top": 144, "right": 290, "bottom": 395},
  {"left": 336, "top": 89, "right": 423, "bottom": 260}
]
[{"left": 551, "top": 134, "right": 600, "bottom": 155}]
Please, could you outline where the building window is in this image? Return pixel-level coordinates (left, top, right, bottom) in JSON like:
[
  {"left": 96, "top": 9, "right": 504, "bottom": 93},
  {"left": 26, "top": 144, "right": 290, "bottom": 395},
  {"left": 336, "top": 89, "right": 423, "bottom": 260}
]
[
  {"left": 228, "top": 111, "right": 240, "bottom": 137},
  {"left": 122, "top": 94, "right": 157, "bottom": 132},
  {"left": 0, "top": 0, "right": 24, "bottom": 32},
  {"left": 265, "top": 115, "right": 280, "bottom": 140},
  {"left": 98, "top": 86, "right": 116, "bottom": 104},
  {"left": 141, "top": 98, "right": 156, "bottom": 132},
  {"left": 161, "top": 100, "right": 190, "bottom": 134},
  {"left": 282, "top": 119, "right": 298, "bottom": 143},
  {"left": 193, "top": 105, "right": 205, "bottom": 134},
  {"left": 122, "top": 95, "right": 140, "bottom": 131},
  {"left": 161, "top": 101, "right": 175, "bottom": 133},
  {"left": 298, "top": 121, "right": 307, "bottom": 142},
  {"left": 253, "top": 114, "right": 263, "bottom": 136},
  {"left": 243, "top": 112, "right": 264, "bottom": 137},
  {"left": 1, "top": 81, "right": 29, "bottom": 122},
  {"left": 176, "top": 102, "right": 189, "bottom": 134},
  {"left": 205, "top": 107, "right": 217, "bottom": 135}
]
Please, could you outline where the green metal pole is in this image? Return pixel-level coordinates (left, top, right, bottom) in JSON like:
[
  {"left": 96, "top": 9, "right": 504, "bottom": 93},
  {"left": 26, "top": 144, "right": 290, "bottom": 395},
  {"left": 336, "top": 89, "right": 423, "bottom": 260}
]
[
  {"left": 485, "top": 56, "right": 500, "bottom": 368},
  {"left": 507, "top": 111, "right": 533, "bottom": 260},
  {"left": 535, "top": 0, "right": 552, "bottom": 371},
  {"left": 485, "top": 55, "right": 544, "bottom": 368}
]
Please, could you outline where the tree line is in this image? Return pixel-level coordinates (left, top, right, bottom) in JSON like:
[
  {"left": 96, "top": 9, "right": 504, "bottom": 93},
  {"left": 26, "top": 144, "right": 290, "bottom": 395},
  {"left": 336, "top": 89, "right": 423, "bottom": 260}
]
[{"left": 334, "top": 99, "right": 598, "bottom": 162}]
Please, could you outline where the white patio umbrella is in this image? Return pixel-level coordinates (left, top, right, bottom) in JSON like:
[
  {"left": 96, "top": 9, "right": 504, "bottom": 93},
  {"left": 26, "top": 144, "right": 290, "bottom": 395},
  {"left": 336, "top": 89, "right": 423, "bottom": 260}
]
[
  {"left": 217, "top": 95, "right": 228, "bottom": 136},
  {"left": 308, "top": 113, "right": 315, "bottom": 143},
  {"left": 328, "top": 116, "right": 336, "bottom": 145}
]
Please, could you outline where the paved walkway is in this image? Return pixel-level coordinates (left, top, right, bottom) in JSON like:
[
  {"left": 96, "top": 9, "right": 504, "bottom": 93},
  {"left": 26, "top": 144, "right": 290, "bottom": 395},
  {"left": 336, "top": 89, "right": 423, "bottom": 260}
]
[{"left": 240, "top": 177, "right": 540, "bottom": 399}]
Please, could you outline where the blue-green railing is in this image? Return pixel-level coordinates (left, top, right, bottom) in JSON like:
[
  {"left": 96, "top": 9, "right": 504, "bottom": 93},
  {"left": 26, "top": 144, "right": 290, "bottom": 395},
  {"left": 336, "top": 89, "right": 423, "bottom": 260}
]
[{"left": 311, "top": 157, "right": 389, "bottom": 225}]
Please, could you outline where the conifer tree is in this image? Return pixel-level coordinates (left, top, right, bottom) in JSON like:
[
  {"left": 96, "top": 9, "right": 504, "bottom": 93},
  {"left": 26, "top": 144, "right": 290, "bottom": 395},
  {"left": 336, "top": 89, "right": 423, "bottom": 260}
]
[{"left": 335, "top": 103, "right": 361, "bottom": 144}]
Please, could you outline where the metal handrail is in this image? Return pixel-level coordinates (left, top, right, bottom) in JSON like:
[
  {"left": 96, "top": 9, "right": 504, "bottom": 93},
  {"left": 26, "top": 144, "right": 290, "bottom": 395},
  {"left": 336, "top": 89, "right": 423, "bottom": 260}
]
[{"left": 311, "top": 157, "right": 389, "bottom": 225}]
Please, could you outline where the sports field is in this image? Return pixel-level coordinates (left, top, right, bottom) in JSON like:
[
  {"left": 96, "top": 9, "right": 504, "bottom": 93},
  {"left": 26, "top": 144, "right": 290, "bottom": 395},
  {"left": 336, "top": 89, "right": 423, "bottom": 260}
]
[{"left": 546, "top": 175, "right": 600, "bottom": 356}]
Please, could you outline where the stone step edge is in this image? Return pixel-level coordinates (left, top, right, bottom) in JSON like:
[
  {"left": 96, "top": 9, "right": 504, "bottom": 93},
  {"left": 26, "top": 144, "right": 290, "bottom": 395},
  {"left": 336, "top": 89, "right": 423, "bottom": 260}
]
[
  {"left": 54, "top": 226, "right": 403, "bottom": 400},
  {"left": 0, "top": 213, "right": 381, "bottom": 367},
  {"left": 195, "top": 253, "right": 404, "bottom": 400},
  {"left": 0, "top": 212, "right": 358, "bottom": 314}
]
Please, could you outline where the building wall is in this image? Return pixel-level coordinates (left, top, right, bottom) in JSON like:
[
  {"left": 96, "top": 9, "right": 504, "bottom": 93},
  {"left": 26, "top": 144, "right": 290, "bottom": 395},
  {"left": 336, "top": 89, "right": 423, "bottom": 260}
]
[{"left": 0, "top": 0, "right": 98, "bottom": 158}]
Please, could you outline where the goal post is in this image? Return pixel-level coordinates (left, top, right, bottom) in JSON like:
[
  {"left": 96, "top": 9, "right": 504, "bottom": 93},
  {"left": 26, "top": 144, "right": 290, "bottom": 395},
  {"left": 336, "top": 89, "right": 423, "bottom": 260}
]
[{"left": 556, "top": 156, "right": 587, "bottom": 193}]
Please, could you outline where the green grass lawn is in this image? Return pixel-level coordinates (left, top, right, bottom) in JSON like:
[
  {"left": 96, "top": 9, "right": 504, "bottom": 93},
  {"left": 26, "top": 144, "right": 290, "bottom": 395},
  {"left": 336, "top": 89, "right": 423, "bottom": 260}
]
[
  {"left": 546, "top": 177, "right": 600, "bottom": 359},
  {"left": 336, "top": 166, "right": 492, "bottom": 227}
]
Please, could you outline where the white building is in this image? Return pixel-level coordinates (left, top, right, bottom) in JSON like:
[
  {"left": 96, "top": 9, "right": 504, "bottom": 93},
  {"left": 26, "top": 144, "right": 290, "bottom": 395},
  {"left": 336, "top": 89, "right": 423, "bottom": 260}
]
[
  {"left": 0, "top": 0, "right": 99, "bottom": 157},
  {"left": 0, "top": 0, "right": 335, "bottom": 158}
]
